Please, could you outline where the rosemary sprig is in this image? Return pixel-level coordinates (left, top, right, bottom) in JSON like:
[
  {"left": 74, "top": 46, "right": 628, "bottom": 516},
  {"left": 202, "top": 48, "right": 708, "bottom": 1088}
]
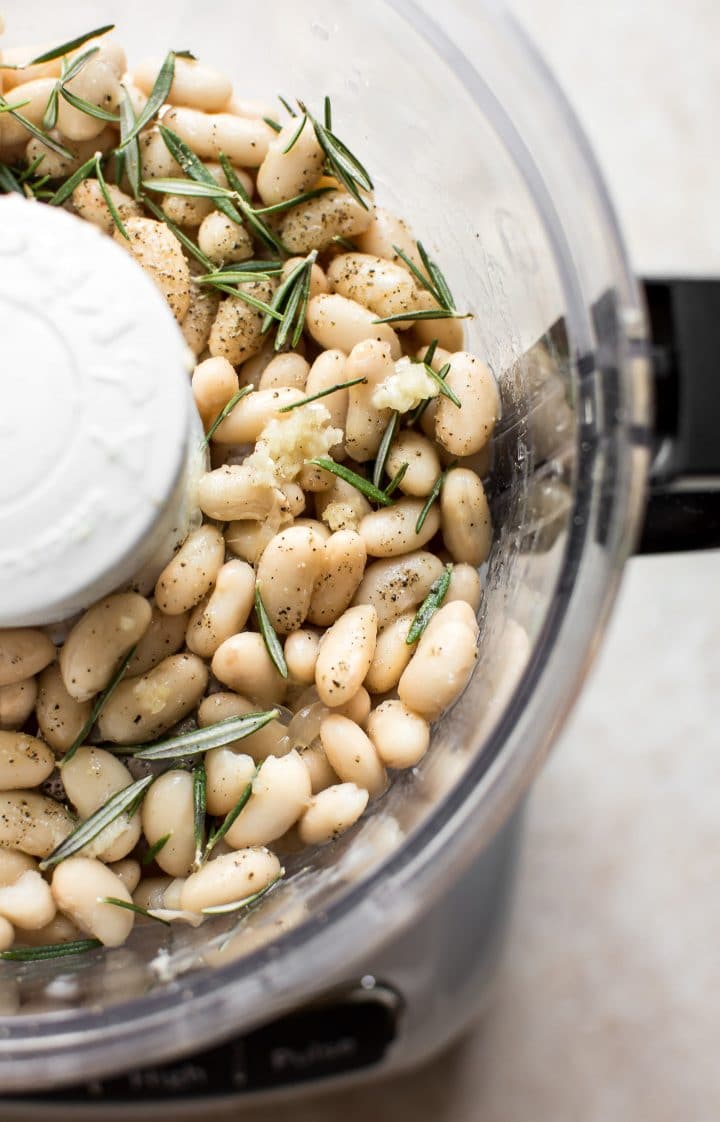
[
  {"left": 119, "top": 51, "right": 176, "bottom": 148},
  {"left": 217, "top": 151, "right": 287, "bottom": 255},
  {"left": 141, "top": 833, "right": 171, "bottom": 866},
  {"left": 193, "top": 763, "right": 207, "bottom": 869},
  {"left": 201, "top": 872, "right": 283, "bottom": 915},
  {"left": 281, "top": 112, "right": 307, "bottom": 154},
  {"left": 159, "top": 126, "right": 243, "bottom": 229},
  {"left": 131, "top": 712, "right": 280, "bottom": 761},
  {"left": 47, "top": 153, "right": 96, "bottom": 206},
  {"left": 261, "top": 250, "right": 316, "bottom": 349},
  {"left": 415, "top": 462, "right": 456, "bottom": 534},
  {"left": 61, "top": 644, "right": 137, "bottom": 766},
  {"left": 60, "top": 44, "right": 101, "bottom": 84},
  {"left": 384, "top": 461, "right": 409, "bottom": 497},
  {"left": 277, "top": 375, "right": 367, "bottom": 412},
  {"left": 255, "top": 588, "right": 288, "bottom": 679},
  {"left": 203, "top": 385, "right": 253, "bottom": 445},
  {"left": 264, "top": 116, "right": 282, "bottom": 133},
  {"left": 299, "top": 97, "right": 373, "bottom": 209},
  {"left": 0, "top": 95, "right": 73, "bottom": 159},
  {"left": 308, "top": 458, "right": 394, "bottom": 507},
  {"left": 27, "top": 25, "right": 114, "bottom": 65},
  {"left": 95, "top": 154, "right": 128, "bottom": 239},
  {"left": 143, "top": 195, "right": 214, "bottom": 271},
  {"left": 204, "top": 762, "right": 262, "bottom": 860},
  {"left": 278, "top": 96, "right": 296, "bottom": 117},
  {"left": 0, "top": 939, "right": 101, "bottom": 962},
  {"left": 59, "top": 86, "right": 119, "bottom": 123},
  {"left": 99, "top": 897, "right": 170, "bottom": 926},
  {"left": 39, "top": 775, "right": 153, "bottom": 871},
  {"left": 424, "top": 361, "right": 461, "bottom": 408},
  {"left": 0, "top": 161, "right": 23, "bottom": 195},
  {"left": 406, "top": 564, "right": 453, "bottom": 645},
  {"left": 118, "top": 91, "right": 141, "bottom": 198},
  {"left": 42, "top": 46, "right": 102, "bottom": 133},
  {"left": 372, "top": 412, "right": 399, "bottom": 489}
]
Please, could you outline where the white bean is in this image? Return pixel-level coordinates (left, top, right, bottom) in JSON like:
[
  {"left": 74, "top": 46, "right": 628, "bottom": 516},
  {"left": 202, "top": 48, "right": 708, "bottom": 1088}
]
[
  {"left": 0, "top": 792, "right": 73, "bottom": 858},
  {"left": 441, "top": 469, "right": 493, "bottom": 566},
  {"left": 412, "top": 289, "right": 466, "bottom": 351},
  {"left": 127, "top": 604, "right": 189, "bottom": 677},
  {"left": 385, "top": 430, "right": 441, "bottom": 497},
  {"left": 163, "top": 106, "right": 274, "bottom": 166},
  {"left": 51, "top": 858, "right": 134, "bottom": 947},
  {"left": 140, "top": 127, "right": 181, "bottom": 180},
  {"left": 0, "top": 628, "right": 55, "bottom": 687},
  {"left": 259, "top": 352, "right": 310, "bottom": 391},
  {"left": 327, "top": 253, "right": 418, "bottom": 322},
  {"left": 364, "top": 611, "right": 415, "bottom": 694},
  {"left": 0, "top": 867, "right": 55, "bottom": 930},
  {"left": 335, "top": 686, "right": 372, "bottom": 728},
  {"left": 298, "top": 783, "right": 368, "bottom": 846},
  {"left": 304, "top": 350, "right": 348, "bottom": 445},
  {"left": 212, "top": 387, "right": 303, "bottom": 443},
  {"left": 342, "top": 338, "right": 395, "bottom": 461},
  {"left": 225, "top": 520, "right": 277, "bottom": 566},
  {"left": 36, "top": 664, "right": 91, "bottom": 753},
  {"left": 298, "top": 743, "right": 338, "bottom": 795},
  {"left": 353, "top": 551, "right": 445, "bottom": 627},
  {"left": 60, "top": 592, "right": 152, "bottom": 703},
  {"left": 279, "top": 190, "right": 372, "bottom": 253},
  {"left": 198, "top": 463, "right": 277, "bottom": 521},
  {"left": 0, "top": 732, "right": 54, "bottom": 790},
  {"left": 0, "top": 916, "right": 12, "bottom": 951},
  {"left": 62, "top": 748, "right": 141, "bottom": 862},
  {"left": 355, "top": 207, "right": 423, "bottom": 271},
  {"left": 1, "top": 44, "right": 62, "bottom": 88},
  {"left": 367, "top": 701, "right": 430, "bottom": 768},
  {"left": 257, "top": 116, "right": 324, "bottom": 205},
  {"left": 284, "top": 629, "right": 320, "bottom": 685},
  {"left": 198, "top": 210, "right": 253, "bottom": 264},
  {"left": 446, "top": 563, "right": 483, "bottom": 612},
  {"left": 315, "top": 604, "right": 378, "bottom": 707},
  {"left": 133, "top": 877, "right": 172, "bottom": 911},
  {"left": 398, "top": 601, "right": 478, "bottom": 720},
  {"left": 155, "top": 525, "right": 225, "bottom": 615},
  {"left": 307, "top": 530, "right": 367, "bottom": 627},
  {"left": 315, "top": 475, "right": 372, "bottom": 532},
  {"left": 186, "top": 558, "right": 255, "bottom": 658},
  {"left": 198, "top": 692, "right": 287, "bottom": 762},
  {"left": 57, "top": 56, "right": 121, "bottom": 141},
  {"left": 224, "top": 750, "right": 310, "bottom": 848},
  {"left": 161, "top": 191, "right": 215, "bottom": 229},
  {"left": 434, "top": 352, "right": 499, "bottom": 456},
  {"left": 208, "top": 279, "right": 277, "bottom": 365},
  {"left": 180, "top": 847, "right": 281, "bottom": 913},
  {"left": 320, "top": 715, "right": 386, "bottom": 796},
  {"left": 0, "top": 78, "right": 57, "bottom": 146},
  {"left": 256, "top": 525, "right": 326, "bottom": 634},
  {"left": 182, "top": 279, "right": 220, "bottom": 357},
  {"left": 205, "top": 748, "right": 255, "bottom": 816},
  {"left": 306, "top": 294, "right": 401, "bottom": 360},
  {"left": 115, "top": 217, "right": 191, "bottom": 323},
  {"left": 142, "top": 770, "right": 196, "bottom": 877},
  {"left": 97, "top": 653, "right": 208, "bottom": 744},
  {"left": 192, "top": 356, "right": 239, "bottom": 430},
  {"left": 109, "top": 858, "right": 141, "bottom": 894},
  {"left": 133, "top": 57, "right": 232, "bottom": 112},
  {"left": 24, "top": 126, "right": 116, "bottom": 180},
  {"left": 0, "top": 677, "right": 37, "bottom": 731},
  {"left": 72, "top": 179, "right": 142, "bottom": 234},
  {"left": 211, "top": 634, "right": 287, "bottom": 708},
  {"left": 359, "top": 498, "right": 440, "bottom": 557}
]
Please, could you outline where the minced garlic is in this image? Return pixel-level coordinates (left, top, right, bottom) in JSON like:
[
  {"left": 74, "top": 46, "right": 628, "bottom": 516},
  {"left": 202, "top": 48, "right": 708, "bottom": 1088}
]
[
  {"left": 371, "top": 356, "right": 439, "bottom": 413},
  {"left": 257, "top": 403, "right": 343, "bottom": 483}
]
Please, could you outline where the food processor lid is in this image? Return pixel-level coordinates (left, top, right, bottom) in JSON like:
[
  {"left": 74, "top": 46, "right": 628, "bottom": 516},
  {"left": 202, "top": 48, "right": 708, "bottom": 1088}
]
[{"left": 0, "top": 195, "right": 193, "bottom": 627}]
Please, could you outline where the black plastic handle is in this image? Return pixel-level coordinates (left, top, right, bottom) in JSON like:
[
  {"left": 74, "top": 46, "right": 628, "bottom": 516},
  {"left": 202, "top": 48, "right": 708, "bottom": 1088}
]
[{"left": 637, "top": 279, "right": 720, "bottom": 552}]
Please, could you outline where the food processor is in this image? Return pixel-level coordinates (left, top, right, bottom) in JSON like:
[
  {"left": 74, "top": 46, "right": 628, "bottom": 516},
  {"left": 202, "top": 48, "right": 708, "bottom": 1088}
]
[{"left": 1, "top": 0, "right": 718, "bottom": 1111}]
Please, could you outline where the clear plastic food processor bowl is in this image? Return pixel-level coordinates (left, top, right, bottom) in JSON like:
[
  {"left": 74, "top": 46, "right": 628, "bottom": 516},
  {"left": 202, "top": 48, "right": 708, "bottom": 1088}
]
[{"left": 0, "top": 0, "right": 651, "bottom": 1090}]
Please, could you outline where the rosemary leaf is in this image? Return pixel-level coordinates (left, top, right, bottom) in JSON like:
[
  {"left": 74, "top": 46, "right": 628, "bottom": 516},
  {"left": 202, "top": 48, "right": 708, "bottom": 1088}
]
[
  {"left": 264, "top": 116, "right": 282, "bottom": 133},
  {"left": 61, "top": 644, "right": 137, "bottom": 766},
  {"left": 278, "top": 95, "right": 297, "bottom": 117},
  {"left": 302, "top": 99, "right": 373, "bottom": 209},
  {"left": 0, "top": 96, "right": 73, "bottom": 159},
  {"left": 253, "top": 186, "right": 333, "bottom": 216},
  {"left": 324, "top": 95, "right": 332, "bottom": 130},
  {"left": 418, "top": 240, "right": 456, "bottom": 311},
  {"left": 193, "top": 763, "right": 207, "bottom": 868},
  {"left": 160, "top": 126, "right": 244, "bottom": 230},
  {"left": 384, "top": 461, "right": 408, "bottom": 497},
  {"left": 99, "top": 897, "right": 170, "bottom": 926},
  {"left": 60, "top": 86, "right": 119, "bottom": 123},
  {"left": 143, "top": 195, "right": 214, "bottom": 271},
  {"left": 118, "top": 91, "right": 141, "bottom": 198},
  {"left": 372, "top": 412, "right": 399, "bottom": 489},
  {"left": 332, "top": 235, "right": 356, "bottom": 251},
  {"left": 141, "top": 833, "right": 171, "bottom": 866},
  {"left": 415, "top": 462, "right": 456, "bottom": 534},
  {"left": 174, "top": 50, "right": 198, "bottom": 60},
  {"left": 281, "top": 112, "right": 307, "bottom": 154},
  {"left": 95, "top": 155, "right": 128, "bottom": 239},
  {"left": 0, "top": 161, "right": 23, "bottom": 195},
  {"left": 406, "top": 564, "right": 453, "bottom": 645},
  {"left": 18, "top": 154, "right": 46, "bottom": 182},
  {"left": 143, "top": 176, "right": 234, "bottom": 199},
  {"left": 132, "top": 712, "right": 280, "bottom": 761},
  {"left": 423, "top": 339, "right": 439, "bottom": 368},
  {"left": 40, "top": 775, "right": 153, "bottom": 871},
  {"left": 41, "top": 85, "right": 59, "bottom": 130},
  {"left": 372, "top": 308, "right": 471, "bottom": 325},
  {"left": 278, "top": 375, "right": 367, "bottom": 412},
  {"left": 208, "top": 258, "right": 284, "bottom": 275},
  {"left": 197, "top": 268, "right": 273, "bottom": 286},
  {"left": 48, "top": 154, "right": 97, "bottom": 206},
  {"left": 424, "top": 362, "right": 461, "bottom": 408},
  {"left": 255, "top": 588, "right": 288, "bottom": 679},
  {"left": 201, "top": 872, "right": 283, "bottom": 915},
  {"left": 261, "top": 249, "right": 316, "bottom": 346},
  {"left": 217, "top": 152, "right": 251, "bottom": 201},
  {"left": 120, "top": 51, "right": 175, "bottom": 147},
  {"left": 308, "top": 458, "right": 393, "bottom": 507},
  {"left": 0, "top": 939, "right": 101, "bottom": 962},
  {"left": 28, "top": 25, "right": 114, "bottom": 65},
  {"left": 204, "top": 762, "right": 262, "bottom": 860},
  {"left": 60, "top": 45, "right": 100, "bottom": 84}
]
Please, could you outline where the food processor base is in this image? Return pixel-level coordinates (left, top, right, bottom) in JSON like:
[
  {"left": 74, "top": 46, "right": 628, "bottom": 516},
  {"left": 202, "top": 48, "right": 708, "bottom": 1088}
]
[{"left": 5, "top": 809, "right": 522, "bottom": 1113}]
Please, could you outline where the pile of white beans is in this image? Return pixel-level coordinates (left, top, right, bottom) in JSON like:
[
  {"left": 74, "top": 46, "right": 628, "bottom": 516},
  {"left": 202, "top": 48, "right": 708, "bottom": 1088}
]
[{"left": 0, "top": 35, "right": 499, "bottom": 951}]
